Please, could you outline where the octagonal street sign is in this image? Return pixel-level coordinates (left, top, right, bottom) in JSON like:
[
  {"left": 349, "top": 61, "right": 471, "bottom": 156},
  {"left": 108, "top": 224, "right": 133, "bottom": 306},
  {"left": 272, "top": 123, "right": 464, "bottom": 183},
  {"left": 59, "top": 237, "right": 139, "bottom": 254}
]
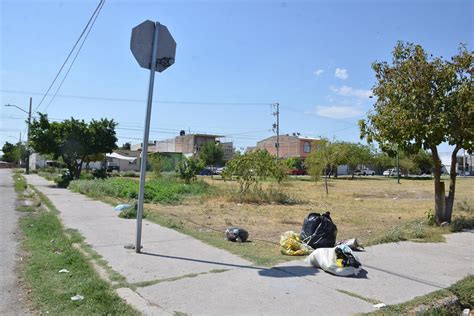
[{"left": 130, "top": 20, "right": 176, "bottom": 72}]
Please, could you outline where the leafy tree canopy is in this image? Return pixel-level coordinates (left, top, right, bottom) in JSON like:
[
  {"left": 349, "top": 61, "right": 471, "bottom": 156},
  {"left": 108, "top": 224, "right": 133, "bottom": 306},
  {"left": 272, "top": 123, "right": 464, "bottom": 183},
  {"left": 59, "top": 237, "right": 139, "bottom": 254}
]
[
  {"left": 199, "top": 141, "right": 224, "bottom": 167},
  {"left": 359, "top": 42, "right": 473, "bottom": 223},
  {"left": 29, "top": 113, "right": 117, "bottom": 179}
]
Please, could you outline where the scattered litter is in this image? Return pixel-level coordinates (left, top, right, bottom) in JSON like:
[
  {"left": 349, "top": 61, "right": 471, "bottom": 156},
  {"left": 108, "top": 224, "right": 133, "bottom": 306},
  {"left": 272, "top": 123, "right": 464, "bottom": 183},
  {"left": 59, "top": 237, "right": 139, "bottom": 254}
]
[
  {"left": 70, "top": 295, "right": 84, "bottom": 301},
  {"left": 54, "top": 251, "right": 62, "bottom": 255},
  {"left": 300, "top": 212, "right": 337, "bottom": 249},
  {"left": 50, "top": 239, "right": 55, "bottom": 244},
  {"left": 373, "top": 303, "right": 387, "bottom": 309},
  {"left": 337, "top": 238, "right": 364, "bottom": 251},
  {"left": 114, "top": 204, "right": 131, "bottom": 211},
  {"left": 440, "top": 222, "right": 450, "bottom": 227},
  {"left": 462, "top": 308, "right": 470, "bottom": 316},
  {"left": 393, "top": 197, "right": 397, "bottom": 200},
  {"left": 29, "top": 224, "right": 34, "bottom": 227},
  {"left": 58, "top": 269, "right": 70, "bottom": 273},
  {"left": 306, "top": 244, "right": 362, "bottom": 277},
  {"left": 225, "top": 227, "right": 249, "bottom": 242},
  {"left": 280, "top": 231, "right": 312, "bottom": 256}
]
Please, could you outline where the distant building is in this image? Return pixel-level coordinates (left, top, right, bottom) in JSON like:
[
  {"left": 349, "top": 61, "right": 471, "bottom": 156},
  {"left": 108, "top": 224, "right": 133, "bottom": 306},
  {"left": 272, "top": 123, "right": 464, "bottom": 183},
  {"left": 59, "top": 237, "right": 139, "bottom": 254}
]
[
  {"left": 255, "top": 134, "right": 324, "bottom": 159},
  {"left": 106, "top": 150, "right": 141, "bottom": 172},
  {"left": 133, "top": 131, "right": 234, "bottom": 162}
]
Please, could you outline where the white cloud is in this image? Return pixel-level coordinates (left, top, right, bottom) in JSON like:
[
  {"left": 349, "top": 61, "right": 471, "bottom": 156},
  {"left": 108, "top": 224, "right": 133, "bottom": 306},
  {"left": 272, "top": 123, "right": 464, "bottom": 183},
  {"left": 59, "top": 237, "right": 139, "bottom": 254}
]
[
  {"left": 314, "top": 69, "right": 324, "bottom": 76},
  {"left": 335, "top": 68, "right": 348, "bottom": 80},
  {"left": 330, "top": 85, "right": 372, "bottom": 99},
  {"left": 306, "top": 105, "right": 362, "bottom": 119}
]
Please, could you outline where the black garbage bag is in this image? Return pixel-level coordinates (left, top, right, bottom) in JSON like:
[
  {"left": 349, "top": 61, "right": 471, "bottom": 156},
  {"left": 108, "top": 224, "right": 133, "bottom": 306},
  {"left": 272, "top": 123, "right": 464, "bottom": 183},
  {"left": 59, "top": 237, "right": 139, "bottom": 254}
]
[
  {"left": 300, "top": 212, "right": 337, "bottom": 249},
  {"left": 225, "top": 227, "right": 249, "bottom": 242}
]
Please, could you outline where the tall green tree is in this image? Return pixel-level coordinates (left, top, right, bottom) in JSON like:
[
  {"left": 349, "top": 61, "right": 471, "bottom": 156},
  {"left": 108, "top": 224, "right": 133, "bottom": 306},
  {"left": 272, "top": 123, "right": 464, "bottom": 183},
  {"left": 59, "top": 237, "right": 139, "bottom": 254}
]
[
  {"left": 1, "top": 141, "right": 27, "bottom": 165},
  {"left": 360, "top": 42, "right": 473, "bottom": 223},
  {"left": 199, "top": 141, "right": 224, "bottom": 167},
  {"left": 29, "top": 113, "right": 117, "bottom": 179}
]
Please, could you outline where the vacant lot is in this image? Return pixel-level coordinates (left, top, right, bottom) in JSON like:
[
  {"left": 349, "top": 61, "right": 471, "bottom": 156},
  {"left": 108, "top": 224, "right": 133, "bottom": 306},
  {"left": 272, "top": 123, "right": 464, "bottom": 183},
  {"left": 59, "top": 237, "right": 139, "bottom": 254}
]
[
  {"left": 148, "top": 176, "right": 473, "bottom": 244},
  {"left": 48, "top": 172, "right": 474, "bottom": 265}
]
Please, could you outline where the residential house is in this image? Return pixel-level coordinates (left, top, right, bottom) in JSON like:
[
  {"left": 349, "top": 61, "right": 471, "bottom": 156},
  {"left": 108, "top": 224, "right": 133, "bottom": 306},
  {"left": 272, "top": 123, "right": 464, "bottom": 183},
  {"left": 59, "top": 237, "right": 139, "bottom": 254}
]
[
  {"left": 255, "top": 134, "right": 324, "bottom": 159},
  {"left": 136, "top": 131, "right": 234, "bottom": 162}
]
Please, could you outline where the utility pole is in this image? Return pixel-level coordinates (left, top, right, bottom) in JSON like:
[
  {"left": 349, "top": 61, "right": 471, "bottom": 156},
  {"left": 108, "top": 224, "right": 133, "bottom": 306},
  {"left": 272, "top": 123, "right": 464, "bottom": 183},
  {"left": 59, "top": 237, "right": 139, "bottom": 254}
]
[
  {"left": 19, "top": 132, "right": 22, "bottom": 168},
  {"left": 272, "top": 103, "right": 280, "bottom": 159},
  {"left": 26, "top": 97, "right": 32, "bottom": 174}
]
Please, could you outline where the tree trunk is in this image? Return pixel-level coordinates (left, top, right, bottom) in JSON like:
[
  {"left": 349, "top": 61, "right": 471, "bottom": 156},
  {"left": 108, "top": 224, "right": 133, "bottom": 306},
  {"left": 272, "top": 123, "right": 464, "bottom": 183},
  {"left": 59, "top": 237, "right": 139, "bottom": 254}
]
[
  {"left": 324, "top": 170, "right": 329, "bottom": 195},
  {"left": 75, "top": 159, "right": 84, "bottom": 179},
  {"left": 445, "top": 146, "right": 460, "bottom": 222},
  {"left": 431, "top": 146, "right": 447, "bottom": 224}
]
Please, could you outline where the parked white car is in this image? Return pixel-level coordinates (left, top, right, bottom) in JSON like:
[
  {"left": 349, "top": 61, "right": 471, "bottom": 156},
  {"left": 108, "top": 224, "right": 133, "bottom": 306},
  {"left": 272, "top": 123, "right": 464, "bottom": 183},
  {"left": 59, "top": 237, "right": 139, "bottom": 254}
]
[{"left": 355, "top": 168, "right": 375, "bottom": 176}]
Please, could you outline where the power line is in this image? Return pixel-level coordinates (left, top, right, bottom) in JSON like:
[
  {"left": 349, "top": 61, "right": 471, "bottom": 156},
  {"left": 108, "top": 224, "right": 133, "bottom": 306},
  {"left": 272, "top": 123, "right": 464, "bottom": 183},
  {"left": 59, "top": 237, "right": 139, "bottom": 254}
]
[
  {"left": 2, "top": 89, "right": 272, "bottom": 107},
  {"left": 33, "top": 0, "right": 105, "bottom": 113},
  {"left": 43, "top": 0, "right": 105, "bottom": 112}
]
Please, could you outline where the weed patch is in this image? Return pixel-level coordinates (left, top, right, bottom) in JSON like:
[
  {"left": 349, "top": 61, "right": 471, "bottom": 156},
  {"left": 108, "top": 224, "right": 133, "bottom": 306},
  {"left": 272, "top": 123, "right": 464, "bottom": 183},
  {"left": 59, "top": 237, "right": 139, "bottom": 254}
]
[{"left": 69, "top": 178, "right": 209, "bottom": 204}]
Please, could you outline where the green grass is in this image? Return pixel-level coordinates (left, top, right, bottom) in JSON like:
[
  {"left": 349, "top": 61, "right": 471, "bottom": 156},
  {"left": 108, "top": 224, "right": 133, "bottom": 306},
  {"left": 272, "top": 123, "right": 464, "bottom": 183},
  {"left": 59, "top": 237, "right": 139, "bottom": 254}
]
[
  {"left": 13, "top": 174, "right": 138, "bottom": 315},
  {"left": 69, "top": 177, "right": 209, "bottom": 204},
  {"left": 13, "top": 170, "right": 27, "bottom": 192},
  {"left": 365, "top": 275, "right": 474, "bottom": 315}
]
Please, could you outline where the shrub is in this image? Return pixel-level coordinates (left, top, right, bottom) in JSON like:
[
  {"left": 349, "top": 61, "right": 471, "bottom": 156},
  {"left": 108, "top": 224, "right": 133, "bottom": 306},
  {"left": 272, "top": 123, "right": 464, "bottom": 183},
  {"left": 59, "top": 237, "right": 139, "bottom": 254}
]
[
  {"left": 176, "top": 157, "right": 203, "bottom": 184},
  {"left": 55, "top": 170, "right": 73, "bottom": 188},
  {"left": 148, "top": 153, "right": 163, "bottom": 179},
  {"left": 92, "top": 168, "right": 108, "bottom": 179},
  {"left": 450, "top": 216, "right": 474, "bottom": 232},
  {"left": 425, "top": 209, "right": 436, "bottom": 226},
  {"left": 222, "top": 150, "right": 287, "bottom": 193}
]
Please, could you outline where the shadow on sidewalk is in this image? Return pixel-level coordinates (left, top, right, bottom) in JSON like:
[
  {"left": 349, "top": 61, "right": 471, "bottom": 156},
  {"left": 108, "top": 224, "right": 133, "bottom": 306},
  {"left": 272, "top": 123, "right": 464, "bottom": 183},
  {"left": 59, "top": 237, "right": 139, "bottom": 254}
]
[
  {"left": 141, "top": 251, "right": 264, "bottom": 270},
  {"left": 258, "top": 266, "right": 319, "bottom": 278},
  {"left": 141, "top": 251, "right": 321, "bottom": 278}
]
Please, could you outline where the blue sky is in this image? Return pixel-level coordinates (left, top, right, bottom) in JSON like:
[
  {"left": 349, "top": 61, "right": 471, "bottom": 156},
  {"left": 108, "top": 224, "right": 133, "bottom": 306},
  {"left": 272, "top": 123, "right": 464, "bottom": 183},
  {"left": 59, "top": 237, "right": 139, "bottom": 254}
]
[{"left": 1, "top": 0, "right": 472, "bottom": 154}]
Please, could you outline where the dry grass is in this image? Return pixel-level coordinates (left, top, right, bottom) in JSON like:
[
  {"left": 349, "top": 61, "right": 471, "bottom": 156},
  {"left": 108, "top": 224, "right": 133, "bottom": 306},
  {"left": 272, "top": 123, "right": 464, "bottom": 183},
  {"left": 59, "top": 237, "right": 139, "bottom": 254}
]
[
  {"left": 64, "top": 172, "right": 473, "bottom": 266},
  {"left": 145, "top": 176, "right": 473, "bottom": 260}
]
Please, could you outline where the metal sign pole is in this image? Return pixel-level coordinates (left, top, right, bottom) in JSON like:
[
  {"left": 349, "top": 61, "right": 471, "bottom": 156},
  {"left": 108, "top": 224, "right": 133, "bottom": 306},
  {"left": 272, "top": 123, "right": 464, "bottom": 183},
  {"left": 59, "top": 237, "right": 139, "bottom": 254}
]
[{"left": 135, "top": 22, "right": 161, "bottom": 253}]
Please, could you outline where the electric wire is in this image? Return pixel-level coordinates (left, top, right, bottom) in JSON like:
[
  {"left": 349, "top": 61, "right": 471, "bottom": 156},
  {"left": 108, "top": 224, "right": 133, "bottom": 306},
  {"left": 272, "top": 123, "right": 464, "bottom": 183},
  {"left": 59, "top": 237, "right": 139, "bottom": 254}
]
[
  {"left": 33, "top": 0, "right": 105, "bottom": 112},
  {"left": 43, "top": 0, "right": 105, "bottom": 112},
  {"left": 3, "top": 89, "right": 272, "bottom": 107}
]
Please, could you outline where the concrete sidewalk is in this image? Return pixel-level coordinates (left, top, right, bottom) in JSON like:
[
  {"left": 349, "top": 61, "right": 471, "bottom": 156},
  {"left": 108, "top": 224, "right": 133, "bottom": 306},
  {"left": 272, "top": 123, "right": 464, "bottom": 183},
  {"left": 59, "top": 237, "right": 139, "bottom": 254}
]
[{"left": 25, "top": 174, "right": 473, "bottom": 315}]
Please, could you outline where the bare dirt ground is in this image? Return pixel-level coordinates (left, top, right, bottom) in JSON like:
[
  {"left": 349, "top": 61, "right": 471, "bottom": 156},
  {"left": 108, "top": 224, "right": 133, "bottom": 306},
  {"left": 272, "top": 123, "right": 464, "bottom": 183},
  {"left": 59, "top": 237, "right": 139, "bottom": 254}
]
[{"left": 147, "top": 176, "right": 474, "bottom": 245}]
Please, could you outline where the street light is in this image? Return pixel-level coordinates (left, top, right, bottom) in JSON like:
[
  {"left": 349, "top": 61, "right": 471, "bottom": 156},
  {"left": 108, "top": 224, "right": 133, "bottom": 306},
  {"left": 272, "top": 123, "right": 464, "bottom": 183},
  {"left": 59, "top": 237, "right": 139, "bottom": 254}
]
[{"left": 4, "top": 98, "right": 32, "bottom": 174}]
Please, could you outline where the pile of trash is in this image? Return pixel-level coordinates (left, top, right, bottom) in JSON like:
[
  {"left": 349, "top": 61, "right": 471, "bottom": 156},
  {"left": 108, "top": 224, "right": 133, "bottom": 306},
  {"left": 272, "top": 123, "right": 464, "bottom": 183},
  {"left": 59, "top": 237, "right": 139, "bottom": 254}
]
[{"left": 280, "top": 211, "right": 363, "bottom": 277}]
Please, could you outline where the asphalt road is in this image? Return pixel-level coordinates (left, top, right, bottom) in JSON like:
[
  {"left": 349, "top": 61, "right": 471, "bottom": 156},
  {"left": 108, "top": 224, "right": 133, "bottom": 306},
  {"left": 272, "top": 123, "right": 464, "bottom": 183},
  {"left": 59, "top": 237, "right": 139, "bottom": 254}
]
[{"left": 0, "top": 169, "right": 28, "bottom": 315}]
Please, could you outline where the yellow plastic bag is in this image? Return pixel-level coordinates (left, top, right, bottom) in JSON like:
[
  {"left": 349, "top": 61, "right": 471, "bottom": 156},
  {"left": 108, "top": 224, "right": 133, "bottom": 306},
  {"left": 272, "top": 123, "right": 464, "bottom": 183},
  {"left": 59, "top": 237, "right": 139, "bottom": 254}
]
[{"left": 280, "top": 231, "right": 312, "bottom": 256}]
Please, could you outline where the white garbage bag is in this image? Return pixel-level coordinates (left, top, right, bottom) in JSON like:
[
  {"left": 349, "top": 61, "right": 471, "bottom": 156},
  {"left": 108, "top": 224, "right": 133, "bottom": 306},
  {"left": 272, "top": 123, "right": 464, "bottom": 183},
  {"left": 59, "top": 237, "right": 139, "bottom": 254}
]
[{"left": 305, "top": 245, "right": 361, "bottom": 277}]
